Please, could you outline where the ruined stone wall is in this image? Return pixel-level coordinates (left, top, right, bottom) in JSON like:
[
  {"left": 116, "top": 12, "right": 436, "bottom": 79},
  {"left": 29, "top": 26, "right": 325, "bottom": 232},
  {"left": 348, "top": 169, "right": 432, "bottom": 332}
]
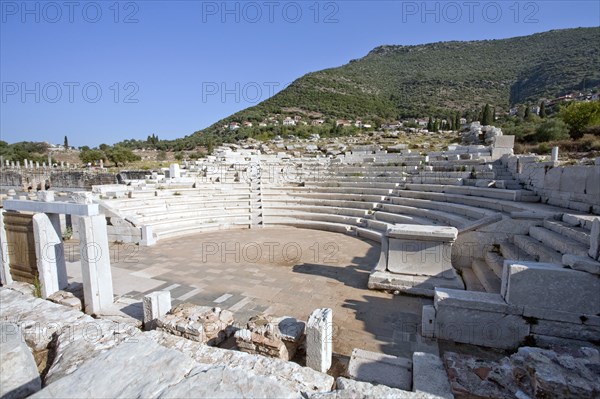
[
  {"left": 118, "top": 171, "right": 151, "bottom": 180},
  {"left": 0, "top": 169, "right": 116, "bottom": 190},
  {"left": 0, "top": 170, "right": 22, "bottom": 187},
  {"left": 50, "top": 171, "right": 116, "bottom": 189},
  {"left": 503, "top": 156, "right": 600, "bottom": 214}
]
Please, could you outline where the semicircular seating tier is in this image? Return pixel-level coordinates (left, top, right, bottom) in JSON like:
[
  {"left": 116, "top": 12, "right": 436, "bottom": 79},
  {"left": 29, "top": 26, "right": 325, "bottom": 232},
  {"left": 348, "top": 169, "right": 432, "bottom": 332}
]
[{"left": 98, "top": 157, "right": 599, "bottom": 296}]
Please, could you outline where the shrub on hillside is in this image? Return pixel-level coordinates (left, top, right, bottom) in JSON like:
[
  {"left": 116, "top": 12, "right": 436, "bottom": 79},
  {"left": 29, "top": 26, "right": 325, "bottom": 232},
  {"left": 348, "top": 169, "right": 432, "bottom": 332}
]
[
  {"left": 560, "top": 101, "right": 600, "bottom": 139},
  {"left": 532, "top": 119, "right": 570, "bottom": 142}
]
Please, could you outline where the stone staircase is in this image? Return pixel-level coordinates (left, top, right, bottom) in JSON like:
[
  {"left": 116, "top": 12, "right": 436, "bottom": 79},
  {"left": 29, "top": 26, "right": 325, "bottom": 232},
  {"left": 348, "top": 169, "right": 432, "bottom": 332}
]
[
  {"left": 513, "top": 215, "right": 590, "bottom": 263},
  {"left": 250, "top": 165, "right": 263, "bottom": 228},
  {"left": 491, "top": 161, "right": 524, "bottom": 190},
  {"left": 491, "top": 162, "right": 541, "bottom": 203},
  {"left": 466, "top": 214, "right": 593, "bottom": 293}
]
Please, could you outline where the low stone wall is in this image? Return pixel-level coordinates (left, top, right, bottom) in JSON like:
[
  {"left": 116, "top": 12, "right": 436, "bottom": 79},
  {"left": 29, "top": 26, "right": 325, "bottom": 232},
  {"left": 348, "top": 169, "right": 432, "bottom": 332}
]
[
  {"left": 0, "top": 169, "right": 117, "bottom": 190},
  {"left": 429, "top": 260, "right": 600, "bottom": 350},
  {"left": 50, "top": 171, "right": 116, "bottom": 189},
  {"left": 117, "top": 170, "right": 152, "bottom": 181},
  {"left": 503, "top": 155, "right": 600, "bottom": 214}
]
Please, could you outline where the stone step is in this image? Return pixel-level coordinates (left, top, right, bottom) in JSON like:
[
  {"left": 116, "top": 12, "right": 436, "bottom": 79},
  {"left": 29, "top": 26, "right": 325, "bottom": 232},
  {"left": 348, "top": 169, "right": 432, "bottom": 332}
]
[
  {"left": 484, "top": 251, "right": 504, "bottom": 278},
  {"left": 460, "top": 267, "right": 486, "bottom": 292},
  {"left": 499, "top": 242, "right": 535, "bottom": 262},
  {"left": 562, "top": 214, "right": 598, "bottom": 231},
  {"left": 504, "top": 183, "right": 523, "bottom": 190},
  {"left": 517, "top": 191, "right": 541, "bottom": 203},
  {"left": 513, "top": 234, "right": 563, "bottom": 264},
  {"left": 543, "top": 219, "right": 590, "bottom": 245},
  {"left": 472, "top": 259, "right": 501, "bottom": 293},
  {"left": 529, "top": 226, "right": 589, "bottom": 256}
]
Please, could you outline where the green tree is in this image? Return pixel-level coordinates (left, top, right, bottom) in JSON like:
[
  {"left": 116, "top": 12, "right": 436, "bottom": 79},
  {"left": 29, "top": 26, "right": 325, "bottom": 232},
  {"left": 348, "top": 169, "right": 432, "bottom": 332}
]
[
  {"left": 79, "top": 149, "right": 107, "bottom": 165},
  {"left": 524, "top": 105, "right": 531, "bottom": 120},
  {"left": 560, "top": 101, "right": 600, "bottom": 139},
  {"left": 482, "top": 104, "right": 493, "bottom": 125},
  {"left": 427, "top": 116, "right": 433, "bottom": 131},
  {"left": 106, "top": 147, "right": 140, "bottom": 167},
  {"left": 64, "top": 136, "right": 69, "bottom": 149},
  {"left": 539, "top": 101, "right": 546, "bottom": 118}
]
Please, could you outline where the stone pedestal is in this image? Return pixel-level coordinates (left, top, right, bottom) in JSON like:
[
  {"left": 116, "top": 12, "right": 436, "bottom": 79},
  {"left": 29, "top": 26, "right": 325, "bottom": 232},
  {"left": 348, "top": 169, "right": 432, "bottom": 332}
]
[
  {"left": 76, "top": 215, "right": 114, "bottom": 314},
  {"left": 140, "top": 225, "right": 156, "bottom": 247},
  {"left": 170, "top": 164, "right": 181, "bottom": 179},
  {"left": 143, "top": 291, "right": 171, "bottom": 331},
  {"left": 306, "top": 308, "right": 332, "bottom": 373},
  {"left": 551, "top": 146, "right": 559, "bottom": 162},
  {"left": 368, "top": 225, "right": 464, "bottom": 296}
]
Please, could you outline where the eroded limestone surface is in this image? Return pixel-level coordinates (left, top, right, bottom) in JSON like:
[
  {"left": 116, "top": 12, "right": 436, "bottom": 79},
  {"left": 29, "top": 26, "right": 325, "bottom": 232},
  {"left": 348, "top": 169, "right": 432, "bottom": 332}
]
[
  {"left": 445, "top": 346, "right": 600, "bottom": 399},
  {"left": 234, "top": 314, "right": 305, "bottom": 360},
  {"left": 0, "top": 286, "right": 335, "bottom": 398},
  {"left": 156, "top": 303, "right": 234, "bottom": 345}
]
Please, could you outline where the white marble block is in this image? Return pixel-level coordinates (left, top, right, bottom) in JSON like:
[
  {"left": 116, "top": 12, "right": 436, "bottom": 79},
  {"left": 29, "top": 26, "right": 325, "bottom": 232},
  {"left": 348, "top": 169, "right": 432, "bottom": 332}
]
[
  {"left": 72, "top": 191, "right": 93, "bottom": 205},
  {"left": 170, "top": 164, "right": 181, "bottom": 179},
  {"left": 76, "top": 215, "right": 114, "bottom": 314},
  {"left": 434, "top": 288, "right": 529, "bottom": 350},
  {"left": 347, "top": 348, "right": 412, "bottom": 390},
  {"left": 386, "top": 225, "right": 457, "bottom": 278},
  {"left": 502, "top": 261, "right": 600, "bottom": 315},
  {"left": 37, "top": 190, "right": 55, "bottom": 202},
  {"left": 306, "top": 308, "right": 333, "bottom": 373},
  {"left": 421, "top": 305, "right": 436, "bottom": 338},
  {"left": 140, "top": 225, "right": 156, "bottom": 247},
  {"left": 0, "top": 322, "right": 42, "bottom": 398},
  {"left": 47, "top": 213, "right": 68, "bottom": 289},
  {"left": 412, "top": 352, "right": 453, "bottom": 398},
  {"left": 143, "top": 291, "right": 171, "bottom": 331},
  {"left": 32, "top": 213, "right": 62, "bottom": 298}
]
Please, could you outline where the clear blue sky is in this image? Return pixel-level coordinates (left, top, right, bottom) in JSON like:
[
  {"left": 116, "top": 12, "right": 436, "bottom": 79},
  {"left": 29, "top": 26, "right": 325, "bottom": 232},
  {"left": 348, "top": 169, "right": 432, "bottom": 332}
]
[{"left": 1, "top": 0, "right": 598, "bottom": 147}]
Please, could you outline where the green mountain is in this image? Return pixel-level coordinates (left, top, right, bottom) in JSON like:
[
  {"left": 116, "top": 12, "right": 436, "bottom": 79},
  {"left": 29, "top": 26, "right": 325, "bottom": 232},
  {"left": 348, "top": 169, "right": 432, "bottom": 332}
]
[{"left": 198, "top": 27, "right": 599, "bottom": 134}]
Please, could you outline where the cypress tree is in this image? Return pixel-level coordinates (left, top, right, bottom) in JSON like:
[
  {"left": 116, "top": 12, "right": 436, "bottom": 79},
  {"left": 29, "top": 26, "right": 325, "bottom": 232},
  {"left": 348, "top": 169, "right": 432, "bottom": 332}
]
[
  {"left": 539, "top": 101, "right": 546, "bottom": 118},
  {"left": 482, "top": 104, "right": 493, "bottom": 125}
]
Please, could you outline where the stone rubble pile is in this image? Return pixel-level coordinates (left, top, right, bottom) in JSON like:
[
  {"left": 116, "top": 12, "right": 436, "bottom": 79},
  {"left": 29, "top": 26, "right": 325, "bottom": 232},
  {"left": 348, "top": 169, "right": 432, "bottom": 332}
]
[
  {"left": 445, "top": 346, "right": 600, "bottom": 399},
  {"left": 234, "top": 314, "right": 305, "bottom": 360},
  {"left": 47, "top": 290, "right": 82, "bottom": 310},
  {"left": 462, "top": 122, "right": 503, "bottom": 145},
  {"left": 156, "top": 303, "right": 234, "bottom": 345}
]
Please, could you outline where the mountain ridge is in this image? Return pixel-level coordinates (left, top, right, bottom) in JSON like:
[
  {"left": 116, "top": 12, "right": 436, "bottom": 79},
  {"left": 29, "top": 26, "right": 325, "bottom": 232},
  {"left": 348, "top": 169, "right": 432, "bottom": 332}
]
[{"left": 189, "top": 27, "right": 599, "bottom": 142}]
